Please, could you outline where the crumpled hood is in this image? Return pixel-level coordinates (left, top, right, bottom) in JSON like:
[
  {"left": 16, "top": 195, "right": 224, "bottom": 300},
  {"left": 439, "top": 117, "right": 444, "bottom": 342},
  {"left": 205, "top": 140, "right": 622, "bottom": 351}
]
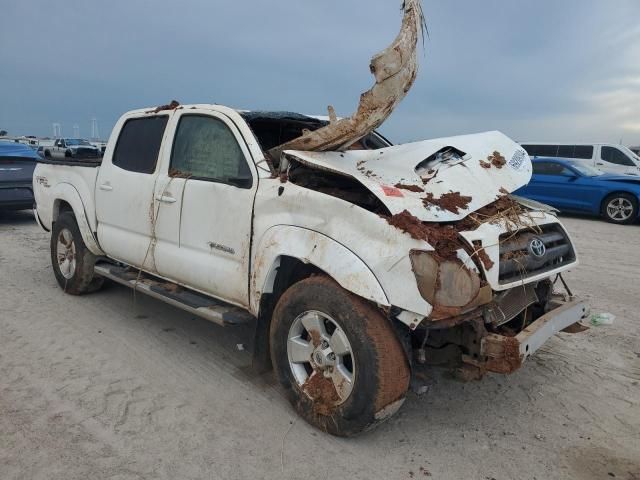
[{"left": 284, "top": 131, "right": 532, "bottom": 222}]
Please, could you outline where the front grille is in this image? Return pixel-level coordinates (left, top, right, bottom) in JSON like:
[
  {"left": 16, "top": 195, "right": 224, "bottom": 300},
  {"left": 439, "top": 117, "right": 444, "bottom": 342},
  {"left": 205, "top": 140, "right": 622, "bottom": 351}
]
[{"left": 499, "top": 224, "right": 575, "bottom": 284}]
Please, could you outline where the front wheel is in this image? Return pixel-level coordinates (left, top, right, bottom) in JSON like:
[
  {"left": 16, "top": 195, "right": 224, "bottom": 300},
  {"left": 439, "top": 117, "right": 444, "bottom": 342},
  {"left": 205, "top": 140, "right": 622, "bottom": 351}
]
[
  {"left": 602, "top": 193, "right": 637, "bottom": 224},
  {"left": 270, "top": 276, "right": 410, "bottom": 436},
  {"left": 50, "top": 212, "right": 103, "bottom": 294}
]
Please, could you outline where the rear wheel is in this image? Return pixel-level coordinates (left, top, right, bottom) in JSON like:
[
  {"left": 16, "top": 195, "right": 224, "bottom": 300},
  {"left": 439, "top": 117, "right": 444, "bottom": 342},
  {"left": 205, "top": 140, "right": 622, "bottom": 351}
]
[
  {"left": 602, "top": 193, "right": 637, "bottom": 224},
  {"left": 50, "top": 212, "right": 103, "bottom": 294},
  {"left": 270, "top": 276, "right": 410, "bottom": 436}
]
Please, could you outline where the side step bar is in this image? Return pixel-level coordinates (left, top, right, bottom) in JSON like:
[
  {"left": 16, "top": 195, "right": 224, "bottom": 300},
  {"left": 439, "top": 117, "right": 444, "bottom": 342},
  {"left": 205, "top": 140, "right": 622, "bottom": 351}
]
[{"left": 94, "top": 263, "right": 253, "bottom": 327}]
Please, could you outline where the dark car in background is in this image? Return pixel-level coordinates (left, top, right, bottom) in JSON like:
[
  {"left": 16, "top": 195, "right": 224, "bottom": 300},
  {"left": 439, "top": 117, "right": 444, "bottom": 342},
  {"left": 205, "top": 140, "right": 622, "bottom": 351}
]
[
  {"left": 516, "top": 157, "right": 640, "bottom": 224},
  {"left": 0, "top": 141, "right": 40, "bottom": 211}
]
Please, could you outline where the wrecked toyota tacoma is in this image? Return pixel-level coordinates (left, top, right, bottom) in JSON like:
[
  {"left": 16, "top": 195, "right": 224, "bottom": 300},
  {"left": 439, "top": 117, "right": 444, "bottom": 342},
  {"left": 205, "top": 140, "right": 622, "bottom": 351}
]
[{"left": 31, "top": 0, "right": 588, "bottom": 436}]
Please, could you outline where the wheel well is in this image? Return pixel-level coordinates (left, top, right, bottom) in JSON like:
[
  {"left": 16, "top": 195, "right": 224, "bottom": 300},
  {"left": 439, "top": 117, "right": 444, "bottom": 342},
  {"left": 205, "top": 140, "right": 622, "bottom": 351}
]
[
  {"left": 600, "top": 191, "right": 639, "bottom": 213},
  {"left": 252, "top": 256, "right": 325, "bottom": 372},
  {"left": 53, "top": 200, "right": 74, "bottom": 222}
]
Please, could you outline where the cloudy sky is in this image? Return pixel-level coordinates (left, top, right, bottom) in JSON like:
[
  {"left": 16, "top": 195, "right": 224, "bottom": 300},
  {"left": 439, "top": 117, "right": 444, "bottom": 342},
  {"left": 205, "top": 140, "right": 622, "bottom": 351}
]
[{"left": 1, "top": 1, "right": 639, "bottom": 146}]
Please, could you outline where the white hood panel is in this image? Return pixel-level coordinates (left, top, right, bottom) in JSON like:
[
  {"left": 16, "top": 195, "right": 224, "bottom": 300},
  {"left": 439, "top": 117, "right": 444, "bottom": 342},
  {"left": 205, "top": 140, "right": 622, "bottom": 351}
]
[{"left": 285, "top": 131, "right": 532, "bottom": 222}]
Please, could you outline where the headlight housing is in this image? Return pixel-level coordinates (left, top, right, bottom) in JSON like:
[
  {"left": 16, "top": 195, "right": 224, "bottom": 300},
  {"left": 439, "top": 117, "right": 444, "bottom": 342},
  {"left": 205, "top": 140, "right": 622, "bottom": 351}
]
[{"left": 410, "top": 250, "right": 481, "bottom": 308}]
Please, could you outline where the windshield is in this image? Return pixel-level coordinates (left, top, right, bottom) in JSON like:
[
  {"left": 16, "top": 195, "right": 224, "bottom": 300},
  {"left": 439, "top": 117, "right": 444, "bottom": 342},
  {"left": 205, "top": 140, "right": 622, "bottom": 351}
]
[
  {"left": 569, "top": 161, "right": 604, "bottom": 177},
  {"left": 65, "top": 139, "right": 91, "bottom": 146}
]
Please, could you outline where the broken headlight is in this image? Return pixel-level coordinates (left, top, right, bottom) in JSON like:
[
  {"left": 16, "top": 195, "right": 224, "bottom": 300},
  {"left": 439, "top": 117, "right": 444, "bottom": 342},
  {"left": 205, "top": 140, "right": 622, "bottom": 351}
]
[{"left": 410, "top": 250, "right": 481, "bottom": 308}]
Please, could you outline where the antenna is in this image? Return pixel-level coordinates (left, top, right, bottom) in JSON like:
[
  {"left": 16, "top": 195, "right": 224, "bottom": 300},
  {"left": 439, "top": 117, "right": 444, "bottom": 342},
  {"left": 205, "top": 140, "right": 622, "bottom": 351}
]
[
  {"left": 52, "top": 123, "right": 62, "bottom": 138},
  {"left": 91, "top": 117, "right": 100, "bottom": 140},
  {"left": 73, "top": 124, "right": 80, "bottom": 138}
]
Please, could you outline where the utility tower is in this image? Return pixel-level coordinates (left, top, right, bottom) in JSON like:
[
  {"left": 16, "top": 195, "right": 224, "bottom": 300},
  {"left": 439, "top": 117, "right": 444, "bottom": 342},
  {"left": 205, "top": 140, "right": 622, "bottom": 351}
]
[
  {"left": 52, "top": 123, "right": 62, "bottom": 138},
  {"left": 73, "top": 124, "right": 80, "bottom": 138},
  {"left": 91, "top": 118, "right": 100, "bottom": 140}
]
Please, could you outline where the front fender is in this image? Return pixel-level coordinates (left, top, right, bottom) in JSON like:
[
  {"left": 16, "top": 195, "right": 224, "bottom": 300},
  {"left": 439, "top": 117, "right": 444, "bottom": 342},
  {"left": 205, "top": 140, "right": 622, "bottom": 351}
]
[
  {"left": 51, "top": 183, "right": 104, "bottom": 256},
  {"left": 251, "top": 225, "right": 389, "bottom": 314}
]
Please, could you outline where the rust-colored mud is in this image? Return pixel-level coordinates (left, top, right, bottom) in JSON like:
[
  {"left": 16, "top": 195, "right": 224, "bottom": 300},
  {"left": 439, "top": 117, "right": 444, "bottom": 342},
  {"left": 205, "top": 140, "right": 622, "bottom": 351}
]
[
  {"left": 423, "top": 191, "right": 472, "bottom": 214},
  {"left": 479, "top": 159, "right": 492, "bottom": 169},
  {"left": 472, "top": 241, "right": 494, "bottom": 270},
  {"left": 502, "top": 249, "right": 528, "bottom": 261},
  {"left": 487, "top": 150, "right": 506, "bottom": 168},
  {"left": 395, "top": 183, "right": 424, "bottom": 193},
  {"left": 168, "top": 168, "right": 191, "bottom": 178},
  {"left": 457, "top": 195, "right": 521, "bottom": 230},
  {"left": 484, "top": 336, "right": 522, "bottom": 374},
  {"left": 147, "top": 100, "right": 180, "bottom": 114},
  {"left": 383, "top": 210, "right": 461, "bottom": 260},
  {"left": 308, "top": 329, "right": 322, "bottom": 348},
  {"left": 303, "top": 373, "right": 340, "bottom": 416}
]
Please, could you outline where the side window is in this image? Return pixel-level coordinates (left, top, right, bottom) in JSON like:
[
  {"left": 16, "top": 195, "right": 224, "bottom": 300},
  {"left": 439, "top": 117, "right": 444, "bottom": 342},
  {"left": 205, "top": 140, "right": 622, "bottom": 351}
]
[
  {"left": 537, "top": 145, "right": 559, "bottom": 157},
  {"left": 557, "top": 145, "right": 575, "bottom": 158},
  {"left": 170, "top": 115, "right": 252, "bottom": 187},
  {"left": 573, "top": 145, "right": 593, "bottom": 159},
  {"left": 600, "top": 146, "right": 635, "bottom": 166},
  {"left": 112, "top": 116, "right": 168, "bottom": 174},
  {"left": 533, "top": 162, "right": 552, "bottom": 174},
  {"left": 523, "top": 145, "right": 559, "bottom": 157},
  {"left": 533, "top": 162, "right": 571, "bottom": 175}
]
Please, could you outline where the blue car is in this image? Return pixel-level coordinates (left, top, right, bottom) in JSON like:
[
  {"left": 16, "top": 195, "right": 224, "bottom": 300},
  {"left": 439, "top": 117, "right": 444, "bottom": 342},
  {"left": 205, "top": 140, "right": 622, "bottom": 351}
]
[
  {"left": 0, "top": 141, "right": 40, "bottom": 211},
  {"left": 516, "top": 157, "right": 640, "bottom": 224}
]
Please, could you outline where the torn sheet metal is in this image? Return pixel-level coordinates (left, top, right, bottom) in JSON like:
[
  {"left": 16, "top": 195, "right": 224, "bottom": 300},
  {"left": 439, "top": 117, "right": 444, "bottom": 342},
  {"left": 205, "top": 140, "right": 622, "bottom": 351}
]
[
  {"left": 284, "top": 131, "right": 532, "bottom": 222},
  {"left": 267, "top": 0, "right": 425, "bottom": 159}
]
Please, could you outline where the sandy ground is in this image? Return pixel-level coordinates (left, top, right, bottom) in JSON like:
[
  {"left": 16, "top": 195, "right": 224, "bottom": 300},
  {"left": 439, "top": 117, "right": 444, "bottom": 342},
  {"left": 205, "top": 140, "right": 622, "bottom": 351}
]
[{"left": 1, "top": 210, "right": 639, "bottom": 480}]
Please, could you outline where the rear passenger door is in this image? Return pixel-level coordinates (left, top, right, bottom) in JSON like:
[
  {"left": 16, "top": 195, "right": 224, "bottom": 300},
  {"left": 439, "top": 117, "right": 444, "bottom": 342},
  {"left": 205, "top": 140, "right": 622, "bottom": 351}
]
[
  {"left": 95, "top": 114, "right": 170, "bottom": 269},
  {"left": 156, "top": 110, "right": 257, "bottom": 307}
]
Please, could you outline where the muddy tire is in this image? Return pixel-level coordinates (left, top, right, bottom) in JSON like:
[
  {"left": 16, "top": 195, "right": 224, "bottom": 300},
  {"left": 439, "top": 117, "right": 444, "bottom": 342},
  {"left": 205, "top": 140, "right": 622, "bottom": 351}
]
[
  {"left": 50, "top": 212, "right": 103, "bottom": 295},
  {"left": 270, "top": 276, "right": 410, "bottom": 436},
  {"left": 602, "top": 193, "right": 637, "bottom": 224}
]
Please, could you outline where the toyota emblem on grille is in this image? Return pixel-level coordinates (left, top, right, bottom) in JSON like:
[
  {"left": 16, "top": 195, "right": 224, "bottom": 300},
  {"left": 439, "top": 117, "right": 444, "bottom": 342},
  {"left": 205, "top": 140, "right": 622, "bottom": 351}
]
[{"left": 528, "top": 238, "right": 546, "bottom": 258}]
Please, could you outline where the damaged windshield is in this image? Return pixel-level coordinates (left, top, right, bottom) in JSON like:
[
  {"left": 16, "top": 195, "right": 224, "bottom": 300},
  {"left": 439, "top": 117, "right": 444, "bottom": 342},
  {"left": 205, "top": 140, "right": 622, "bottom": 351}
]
[{"left": 240, "top": 111, "right": 391, "bottom": 166}]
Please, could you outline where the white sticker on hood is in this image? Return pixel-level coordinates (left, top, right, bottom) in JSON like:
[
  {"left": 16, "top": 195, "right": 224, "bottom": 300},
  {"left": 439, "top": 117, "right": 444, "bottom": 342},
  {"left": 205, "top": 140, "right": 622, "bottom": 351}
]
[{"left": 508, "top": 149, "right": 527, "bottom": 171}]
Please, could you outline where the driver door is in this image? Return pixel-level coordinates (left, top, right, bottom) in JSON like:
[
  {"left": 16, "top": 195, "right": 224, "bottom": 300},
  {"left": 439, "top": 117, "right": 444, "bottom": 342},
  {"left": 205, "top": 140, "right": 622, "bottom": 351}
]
[{"left": 154, "top": 110, "right": 258, "bottom": 308}]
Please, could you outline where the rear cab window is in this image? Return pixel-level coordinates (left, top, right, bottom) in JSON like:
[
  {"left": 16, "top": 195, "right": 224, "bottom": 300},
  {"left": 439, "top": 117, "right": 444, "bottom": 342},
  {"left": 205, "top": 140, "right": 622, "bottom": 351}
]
[{"left": 112, "top": 116, "right": 169, "bottom": 174}]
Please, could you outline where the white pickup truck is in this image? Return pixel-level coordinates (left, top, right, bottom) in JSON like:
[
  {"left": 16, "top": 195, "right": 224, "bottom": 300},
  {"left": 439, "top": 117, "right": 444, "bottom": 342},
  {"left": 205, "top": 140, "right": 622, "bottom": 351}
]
[
  {"left": 43, "top": 138, "right": 101, "bottom": 160},
  {"left": 33, "top": 104, "right": 588, "bottom": 436}
]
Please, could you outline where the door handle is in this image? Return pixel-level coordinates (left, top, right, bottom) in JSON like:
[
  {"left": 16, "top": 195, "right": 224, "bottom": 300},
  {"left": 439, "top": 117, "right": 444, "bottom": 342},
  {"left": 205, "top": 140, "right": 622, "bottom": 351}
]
[
  {"left": 596, "top": 162, "right": 604, "bottom": 165},
  {"left": 99, "top": 183, "right": 113, "bottom": 191},
  {"left": 155, "top": 194, "right": 176, "bottom": 204}
]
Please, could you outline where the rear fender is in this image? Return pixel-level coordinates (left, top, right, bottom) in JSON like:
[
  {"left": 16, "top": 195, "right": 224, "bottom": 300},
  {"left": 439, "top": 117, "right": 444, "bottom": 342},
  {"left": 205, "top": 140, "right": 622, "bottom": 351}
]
[
  {"left": 52, "top": 183, "right": 104, "bottom": 256},
  {"left": 251, "top": 226, "right": 389, "bottom": 315}
]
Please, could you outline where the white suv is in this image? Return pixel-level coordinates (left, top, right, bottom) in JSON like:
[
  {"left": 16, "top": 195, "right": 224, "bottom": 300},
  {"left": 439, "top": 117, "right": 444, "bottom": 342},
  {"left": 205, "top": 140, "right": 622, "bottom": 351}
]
[{"left": 520, "top": 142, "right": 640, "bottom": 176}]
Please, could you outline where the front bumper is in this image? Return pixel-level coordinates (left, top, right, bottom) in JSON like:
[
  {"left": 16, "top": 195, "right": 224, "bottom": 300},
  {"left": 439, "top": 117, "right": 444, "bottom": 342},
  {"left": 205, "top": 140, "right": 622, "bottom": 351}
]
[{"left": 477, "top": 297, "right": 589, "bottom": 374}]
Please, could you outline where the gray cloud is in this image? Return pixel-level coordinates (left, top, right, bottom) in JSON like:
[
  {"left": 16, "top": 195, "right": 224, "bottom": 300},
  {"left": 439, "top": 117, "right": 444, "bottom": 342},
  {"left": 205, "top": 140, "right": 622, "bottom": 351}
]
[{"left": 1, "top": 0, "right": 639, "bottom": 146}]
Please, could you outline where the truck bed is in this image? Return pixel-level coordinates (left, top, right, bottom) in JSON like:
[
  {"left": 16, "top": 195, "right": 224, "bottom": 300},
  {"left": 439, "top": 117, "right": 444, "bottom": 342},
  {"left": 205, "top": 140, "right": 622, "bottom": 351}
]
[{"left": 33, "top": 158, "right": 101, "bottom": 237}]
